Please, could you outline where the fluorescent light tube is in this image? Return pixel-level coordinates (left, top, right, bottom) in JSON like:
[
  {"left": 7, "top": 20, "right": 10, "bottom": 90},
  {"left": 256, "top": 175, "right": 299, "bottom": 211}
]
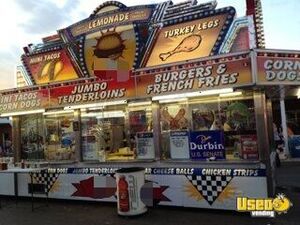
[
  {"left": 152, "top": 89, "right": 233, "bottom": 101},
  {"left": 152, "top": 93, "right": 188, "bottom": 101},
  {"left": 82, "top": 110, "right": 125, "bottom": 118},
  {"left": 64, "top": 100, "right": 127, "bottom": 110},
  {"left": 219, "top": 91, "right": 242, "bottom": 97},
  {"left": 159, "top": 98, "right": 188, "bottom": 103},
  {"left": 128, "top": 101, "right": 152, "bottom": 107},
  {"left": 43, "top": 110, "right": 74, "bottom": 115},
  {"left": 198, "top": 88, "right": 233, "bottom": 96},
  {"left": 0, "top": 109, "right": 45, "bottom": 117}
]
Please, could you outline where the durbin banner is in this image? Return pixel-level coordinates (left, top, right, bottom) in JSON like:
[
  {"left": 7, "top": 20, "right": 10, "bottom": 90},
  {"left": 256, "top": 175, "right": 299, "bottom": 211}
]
[
  {"left": 256, "top": 55, "right": 300, "bottom": 85},
  {"left": 0, "top": 89, "right": 49, "bottom": 113},
  {"left": 136, "top": 55, "right": 252, "bottom": 97},
  {"left": 189, "top": 130, "right": 226, "bottom": 160},
  {"left": 22, "top": 48, "right": 79, "bottom": 84},
  {"left": 49, "top": 77, "right": 135, "bottom": 107}
]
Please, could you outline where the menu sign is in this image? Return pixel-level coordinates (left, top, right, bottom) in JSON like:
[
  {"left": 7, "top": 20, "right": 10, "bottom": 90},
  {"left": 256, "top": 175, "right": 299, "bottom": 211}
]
[
  {"left": 136, "top": 132, "right": 155, "bottom": 159},
  {"left": 50, "top": 78, "right": 135, "bottom": 107},
  {"left": 170, "top": 131, "right": 190, "bottom": 159},
  {"left": 145, "top": 9, "right": 235, "bottom": 67},
  {"left": 0, "top": 90, "right": 49, "bottom": 113},
  {"left": 240, "top": 135, "right": 258, "bottom": 160},
  {"left": 189, "top": 130, "right": 225, "bottom": 160},
  {"left": 137, "top": 56, "right": 252, "bottom": 97},
  {"left": 22, "top": 48, "right": 79, "bottom": 84},
  {"left": 70, "top": 8, "right": 152, "bottom": 37},
  {"left": 257, "top": 56, "right": 300, "bottom": 85}
]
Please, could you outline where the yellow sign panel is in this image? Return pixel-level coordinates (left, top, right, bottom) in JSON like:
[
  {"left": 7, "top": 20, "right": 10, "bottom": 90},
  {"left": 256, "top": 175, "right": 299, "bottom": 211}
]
[
  {"left": 146, "top": 14, "right": 228, "bottom": 67},
  {"left": 84, "top": 24, "right": 136, "bottom": 81},
  {"left": 23, "top": 49, "right": 79, "bottom": 85}
]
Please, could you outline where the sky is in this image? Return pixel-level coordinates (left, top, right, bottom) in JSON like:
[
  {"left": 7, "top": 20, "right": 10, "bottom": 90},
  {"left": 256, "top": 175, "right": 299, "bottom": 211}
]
[{"left": 0, "top": 0, "right": 299, "bottom": 90}]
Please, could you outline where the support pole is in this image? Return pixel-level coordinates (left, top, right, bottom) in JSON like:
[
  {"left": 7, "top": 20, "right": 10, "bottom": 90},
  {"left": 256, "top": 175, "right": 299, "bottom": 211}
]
[
  {"left": 254, "top": 91, "right": 274, "bottom": 196},
  {"left": 12, "top": 116, "right": 21, "bottom": 162},
  {"left": 280, "top": 99, "right": 290, "bottom": 157},
  {"left": 74, "top": 109, "right": 82, "bottom": 162}
]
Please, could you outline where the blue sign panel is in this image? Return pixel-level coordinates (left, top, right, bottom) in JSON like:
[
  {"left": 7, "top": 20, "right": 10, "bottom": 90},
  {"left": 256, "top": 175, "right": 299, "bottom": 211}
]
[{"left": 189, "top": 130, "right": 226, "bottom": 160}]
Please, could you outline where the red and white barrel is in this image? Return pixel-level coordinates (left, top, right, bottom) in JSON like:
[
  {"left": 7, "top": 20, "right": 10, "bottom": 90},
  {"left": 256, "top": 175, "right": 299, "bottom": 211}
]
[{"left": 115, "top": 167, "right": 147, "bottom": 216}]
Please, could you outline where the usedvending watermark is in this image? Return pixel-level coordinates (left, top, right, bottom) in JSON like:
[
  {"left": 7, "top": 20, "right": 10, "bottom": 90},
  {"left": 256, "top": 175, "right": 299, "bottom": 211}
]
[{"left": 236, "top": 193, "right": 292, "bottom": 217}]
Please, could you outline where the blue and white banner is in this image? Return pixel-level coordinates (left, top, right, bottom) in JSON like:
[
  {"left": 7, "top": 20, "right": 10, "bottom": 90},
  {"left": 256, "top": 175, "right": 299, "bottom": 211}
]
[
  {"left": 189, "top": 130, "right": 226, "bottom": 160},
  {"left": 46, "top": 167, "right": 266, "bottom": 177}
]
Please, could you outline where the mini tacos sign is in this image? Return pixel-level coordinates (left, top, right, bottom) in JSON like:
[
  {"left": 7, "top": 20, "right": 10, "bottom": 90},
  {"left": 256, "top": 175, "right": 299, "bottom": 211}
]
[{"left": 22, "top": 48, "right": 79, "bottom": 85}]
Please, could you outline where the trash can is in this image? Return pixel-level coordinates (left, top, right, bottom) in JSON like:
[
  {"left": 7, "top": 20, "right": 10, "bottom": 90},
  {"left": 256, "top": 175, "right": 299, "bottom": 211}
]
[{"left": 115, "top": 167, "right": 147, "bottom": 216}]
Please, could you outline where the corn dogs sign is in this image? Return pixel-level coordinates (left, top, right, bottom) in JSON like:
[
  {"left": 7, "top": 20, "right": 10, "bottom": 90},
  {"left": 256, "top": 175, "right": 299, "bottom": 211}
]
[
  {"left": 256, "top": 54, "right": 300, "bottom": 85},
  {"left": 137, "top": 54, "right": 253, "bottom": 96},
  {"left": 0, "top": 90, "right": 49, "bottom": 113}
]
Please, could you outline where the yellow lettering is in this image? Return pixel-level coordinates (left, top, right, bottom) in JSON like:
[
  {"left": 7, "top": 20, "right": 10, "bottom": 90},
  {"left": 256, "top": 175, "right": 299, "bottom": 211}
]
[
  {"left": 88, "top": 13, "right": 131, "bottom": 31},
  {"left": 247, "top": 199, "right": 256, "bottom": 211},
  {"left": 264, "top": 199, "right": 273, "bottom": 211},
  {"left": 237, "top": 197, "right": 247, "bottom": 211},
  {"left": 256, "top": 199, "right": 264, "bottom": 211}
]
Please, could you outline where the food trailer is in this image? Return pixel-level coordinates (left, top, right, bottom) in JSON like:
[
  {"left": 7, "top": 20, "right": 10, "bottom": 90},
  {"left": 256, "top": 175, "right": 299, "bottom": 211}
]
[{"left": 1, "top": 0, "right": 296, "bottom": 210}]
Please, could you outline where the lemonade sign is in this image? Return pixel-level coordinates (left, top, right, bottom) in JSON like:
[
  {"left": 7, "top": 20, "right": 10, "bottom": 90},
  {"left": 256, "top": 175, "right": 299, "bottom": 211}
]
[{"left": 237, "top": 193, "right": 292, "bottom": 217}]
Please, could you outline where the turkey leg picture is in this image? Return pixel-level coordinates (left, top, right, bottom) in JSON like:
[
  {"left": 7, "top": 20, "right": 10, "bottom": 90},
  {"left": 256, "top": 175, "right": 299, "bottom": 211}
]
[{"left": 159, "top": 34, "right": 202, "bottom": 61}]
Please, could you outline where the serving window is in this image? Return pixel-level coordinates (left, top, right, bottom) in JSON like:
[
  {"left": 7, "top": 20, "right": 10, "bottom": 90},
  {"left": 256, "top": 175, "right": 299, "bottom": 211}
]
[
  {"left": 17, "top": 90, "right": 257, "bottom": 163},
  {"left": 81, "top": 104, "right": 128, "bottom": 161},
  {"left": 44, "top": 111, "right": 75, "bottom": 161},
  {"left": 81, "top": 101, "right": 154, "bottom": 162},
  {"left": 20, "top": 114, "right": 44, "bottom": 160},
  {"left": 19, "top": 111, "right": 76, "bottom": 162},
  {"left": 159, "top": 91, "right": 258, "bottom": 161}
]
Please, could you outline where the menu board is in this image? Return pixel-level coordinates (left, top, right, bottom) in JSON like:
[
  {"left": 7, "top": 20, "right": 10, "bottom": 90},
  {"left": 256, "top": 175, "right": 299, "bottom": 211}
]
[
  {"left": 240, "top": 135, "right": 258, "bottom": 160},
  {"left": 170, "top": 131, "right": 190, "bottom": 159},
  {"left": 136, "top": 132, "right": 154, "bottom": 159}
]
